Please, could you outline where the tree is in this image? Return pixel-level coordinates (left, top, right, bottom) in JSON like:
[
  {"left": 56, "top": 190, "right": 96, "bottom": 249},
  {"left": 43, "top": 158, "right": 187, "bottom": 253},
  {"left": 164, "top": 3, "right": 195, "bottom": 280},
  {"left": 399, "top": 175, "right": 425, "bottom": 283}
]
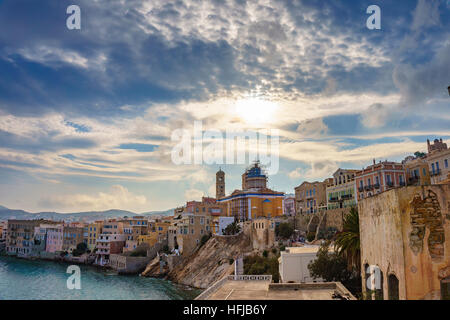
[
  {"left": 72, "top": 242, "right": 88, "bottom": 257},
  {"left": 334, "top": 207, "right": 360, "bottom": 270},
  {"left": 308, "top": 241, "right": 361, "bottom": 298},
  {"left": 200, "top": 233, "right": 211, "bottom": 247},
  {"left": 414, "top": 151, "right": 426, "bottom": 158},
  {"left": 244, "top": 254, "right": 280, "bottom": 283},
  {"left": 223, "top": 221, "right": 241, "bottom": 235},
  {"left": 275, "top": 222, "right": 294, "bottom": 239}
]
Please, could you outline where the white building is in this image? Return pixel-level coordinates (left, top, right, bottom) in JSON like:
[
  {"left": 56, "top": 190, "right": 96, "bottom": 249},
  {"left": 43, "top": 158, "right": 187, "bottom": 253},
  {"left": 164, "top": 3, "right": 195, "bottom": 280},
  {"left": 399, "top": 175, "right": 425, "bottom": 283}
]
[
  {"left": 217, "top": 217, "right": 235, "bottom": 235},
  {"left": 279, "top": 246, "right": 333, "bottom": 283}
]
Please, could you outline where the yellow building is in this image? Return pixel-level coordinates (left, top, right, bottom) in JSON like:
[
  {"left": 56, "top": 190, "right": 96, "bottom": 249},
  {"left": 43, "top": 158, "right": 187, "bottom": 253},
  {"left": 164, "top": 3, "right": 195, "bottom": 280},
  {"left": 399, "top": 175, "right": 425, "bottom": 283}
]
[
  {"left": 217, "top": 162, "right": 284, "bottom": 221},
  {"left": 403, "top": 156, "right": 430, "bottom": 186},
  {"left": 137, "top": 233, "right": 159, "bottom": 247},
  {"left": 84, "top": 221, "right": 103, "bottom": 251}
]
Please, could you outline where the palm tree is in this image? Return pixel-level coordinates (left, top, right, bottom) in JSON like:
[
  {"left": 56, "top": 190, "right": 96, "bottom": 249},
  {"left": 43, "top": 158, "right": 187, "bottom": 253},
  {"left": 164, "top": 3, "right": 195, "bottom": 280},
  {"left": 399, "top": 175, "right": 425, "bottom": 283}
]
[{"left": 334, "top": 207, "right": 360, "bottom": 270}]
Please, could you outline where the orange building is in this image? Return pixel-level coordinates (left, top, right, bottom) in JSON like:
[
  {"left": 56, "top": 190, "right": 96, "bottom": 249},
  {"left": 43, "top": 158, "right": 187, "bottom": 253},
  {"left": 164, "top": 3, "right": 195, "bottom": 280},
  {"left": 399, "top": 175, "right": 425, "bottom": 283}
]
[{"left": 217, "top": 162, "right": 284, "bottom": 221}]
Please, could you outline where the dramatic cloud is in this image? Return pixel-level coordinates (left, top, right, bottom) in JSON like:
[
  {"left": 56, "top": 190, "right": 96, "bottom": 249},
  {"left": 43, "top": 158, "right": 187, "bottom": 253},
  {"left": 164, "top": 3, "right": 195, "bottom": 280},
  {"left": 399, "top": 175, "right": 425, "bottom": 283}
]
[
  {"left": 38, "top": 185, "right": 147, "bottom": 212},
  {"left": 0, "top": 0, "right": 449, "bottom": 212}
]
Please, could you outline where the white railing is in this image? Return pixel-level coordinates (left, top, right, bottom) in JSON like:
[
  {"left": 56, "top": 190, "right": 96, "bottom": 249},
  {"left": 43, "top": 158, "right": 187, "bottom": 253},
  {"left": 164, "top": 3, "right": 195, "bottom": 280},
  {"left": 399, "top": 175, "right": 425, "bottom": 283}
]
[
  {"left": 227, "top": 275, "right": 272, "bottom": 281},
  {"left": 194, "top": 275, "right": 230, "bottom": 300}
]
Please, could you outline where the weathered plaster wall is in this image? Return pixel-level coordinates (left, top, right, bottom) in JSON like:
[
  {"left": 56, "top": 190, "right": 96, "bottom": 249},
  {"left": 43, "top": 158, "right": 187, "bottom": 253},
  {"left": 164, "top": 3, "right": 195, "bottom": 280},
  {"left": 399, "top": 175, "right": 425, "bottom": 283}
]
[{"left": 359, "top": 185, "right": 450, "bottom": 300}]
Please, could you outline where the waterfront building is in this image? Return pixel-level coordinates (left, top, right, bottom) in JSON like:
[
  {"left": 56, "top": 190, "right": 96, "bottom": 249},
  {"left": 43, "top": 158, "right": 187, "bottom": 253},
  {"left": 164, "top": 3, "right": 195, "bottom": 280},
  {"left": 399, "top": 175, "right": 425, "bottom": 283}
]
[
  {"left": 123, "top": 217, "right": 149, "bottom": 252},
  {"left": 62, "top": 226, "right": 84, "bottom": 253},
  {"left": 295, "top": 180, "right": 328, "bottom": 215},
  {"left": 85, "top": 221, "right": 103, "bottom": 251},
  {"left": 95, "top": 233, "right": 126, "bottom": 266},
  {"left": 217, "top": 162, "right": 284, "bottom": 221},
  {"left": 426, "top": 139, "right": 450, "bottom": 185},
  {"left": 0, "top": 221, "right": 6, "bottom": 240},
  {"left": 102, "top": 220, "right": 124, "bottom": 235},
  {"left": 355, "top": 160, "right": 405, "bottom": 200},
  {"left": 359, "top": 184, "right": 450, "bottom": 300},
  {"left": 6, "top": 219, "right": 52, "bottom": 256},
  {"left": 326, "top": 169, "right": 358, "bottom": 210},
  {"left": 45, "top": 224, "right": 64, "bottom": 253},
  {"left": 176, "top": 214, "right": 211, "bottom": 255},
  {"left": 283, "top": 194, "right": 296, "bottom": 216}
]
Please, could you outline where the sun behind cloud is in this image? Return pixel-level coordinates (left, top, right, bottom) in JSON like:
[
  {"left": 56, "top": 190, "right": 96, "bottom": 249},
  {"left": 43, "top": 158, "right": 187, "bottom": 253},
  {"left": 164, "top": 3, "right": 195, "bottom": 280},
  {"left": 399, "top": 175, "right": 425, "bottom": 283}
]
[{"left": 235, "top": 98, "right": 279, "bottom": 125}]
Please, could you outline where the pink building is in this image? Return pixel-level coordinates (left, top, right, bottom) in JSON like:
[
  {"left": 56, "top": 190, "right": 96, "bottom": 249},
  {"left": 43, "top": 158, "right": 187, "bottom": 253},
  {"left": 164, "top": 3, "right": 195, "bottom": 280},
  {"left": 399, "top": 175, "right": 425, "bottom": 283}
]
[
  {"left": 355, "top": 160, "right": 405, "bottom": 200},
  {"left": 45, "top": 224, "right": 64, "bottom": 253},
  {"left": 283, "top": 194, "right": 296, "bottom": 216}
]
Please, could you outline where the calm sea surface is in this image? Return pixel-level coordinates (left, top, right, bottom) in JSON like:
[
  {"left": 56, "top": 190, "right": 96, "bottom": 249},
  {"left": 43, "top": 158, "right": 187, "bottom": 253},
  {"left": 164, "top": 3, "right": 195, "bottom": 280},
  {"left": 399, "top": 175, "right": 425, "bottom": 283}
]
[{"left": 0, "top": 256, "right": 200, "bottom": 300}]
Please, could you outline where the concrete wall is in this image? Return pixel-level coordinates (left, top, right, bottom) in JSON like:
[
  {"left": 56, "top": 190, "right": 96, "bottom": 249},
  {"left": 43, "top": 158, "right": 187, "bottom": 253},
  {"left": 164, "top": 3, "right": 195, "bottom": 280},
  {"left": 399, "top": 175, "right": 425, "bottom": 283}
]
[
  {"left": 359, "top": 185, "right": 450, "bottom": 300},
  {"left": 279, "top": 251, "right": 321, "bottom": 283}
]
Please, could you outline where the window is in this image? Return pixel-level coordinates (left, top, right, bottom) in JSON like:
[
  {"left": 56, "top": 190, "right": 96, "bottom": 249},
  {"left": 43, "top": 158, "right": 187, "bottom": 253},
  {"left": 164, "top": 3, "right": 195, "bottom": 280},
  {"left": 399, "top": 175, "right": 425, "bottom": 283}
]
[
  {"left": 432, "top": 163, "right": 435, "bottom": 174},
  {"left": 388, "top": 274, "right": 399, "bottom": 300},
  {"left": 436, "top": 162, "right": 440, "bottom": 170},
  {"left": 445, "top": 159, "right": 448, "bottom": 169},
  {"left": 423, "top": 168, "right": 427, "bottom": 176},
  {"left": 360, "top": 181, "right": 364, "bottom": 188},
  {"left": 441, "top": 277, "right": 450, "bottom": 300}
]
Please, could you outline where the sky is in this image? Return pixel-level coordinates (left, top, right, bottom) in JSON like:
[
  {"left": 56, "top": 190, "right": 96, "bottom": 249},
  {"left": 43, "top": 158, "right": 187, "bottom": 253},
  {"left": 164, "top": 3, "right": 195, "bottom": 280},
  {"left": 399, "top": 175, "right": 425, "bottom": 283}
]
[{"left": 0, "top": 0, "right": 449, "bottom": 213}]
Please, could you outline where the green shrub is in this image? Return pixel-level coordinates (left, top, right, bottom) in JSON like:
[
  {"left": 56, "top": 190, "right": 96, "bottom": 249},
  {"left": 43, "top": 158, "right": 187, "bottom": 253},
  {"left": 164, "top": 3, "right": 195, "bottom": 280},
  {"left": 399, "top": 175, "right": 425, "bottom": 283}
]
[
  {"left": 200, "top": 234, "right": 211, "bottom": 247},
  {"left": 306, "top": 232, "right": 316, "bottom": 242},
  {"left": 275, "top": 222, "right": 294, "bottom": 239},
  {"left": 243, "top": 255, "right": 280, "bottom": 283}
]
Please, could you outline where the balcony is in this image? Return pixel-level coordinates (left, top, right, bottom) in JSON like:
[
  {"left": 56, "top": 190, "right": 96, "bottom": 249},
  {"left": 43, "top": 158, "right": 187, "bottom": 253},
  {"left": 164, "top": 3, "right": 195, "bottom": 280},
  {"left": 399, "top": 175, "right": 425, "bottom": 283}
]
[
  {"left": 358, "top": 186, "right": 364, "bottom": 192},
  {"left": 386, "top": 181, "right": 394, "bottom": 188},
  {"left": 430, "top": 169, "right": 442, "bottom": 177},
  {"left": 364, "top": 185, "right": 374, "bottom": 191},
  {"left": 408, "top": 176, "right": 419, "bottom": 185},
  {"left": 329, "top": 197, "right": 339, "bottom": 203},
  {"left": 373, "top": 183, "right": 380, "bottom": 189},
  {"left": 341, "top": 194, "right": 353, "bottom": 200}
]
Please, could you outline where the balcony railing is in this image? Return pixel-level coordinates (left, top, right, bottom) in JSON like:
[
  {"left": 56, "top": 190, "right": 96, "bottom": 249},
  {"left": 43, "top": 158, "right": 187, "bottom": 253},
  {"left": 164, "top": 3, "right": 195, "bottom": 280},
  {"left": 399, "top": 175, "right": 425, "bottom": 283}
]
[
  {"left": 341, "top": 194, "right": 353, "bottom": 200},
  {"left": 358, "top": 186, "right": 364, "bottom": 192},
  {"left": 329, "top": 197, "right": 339, "bottom": 202},
  {"left": 373, "top": 183, "right": 380, "bottom": 189},
  {"left": 408, "top": 176, "right": 419, "bottom": 185},
  {"left": 386, "top": 181, "right": 394, "bottom": 188},
  {"left": 430, "top": 169, "right": 442, "bottom": 177}
]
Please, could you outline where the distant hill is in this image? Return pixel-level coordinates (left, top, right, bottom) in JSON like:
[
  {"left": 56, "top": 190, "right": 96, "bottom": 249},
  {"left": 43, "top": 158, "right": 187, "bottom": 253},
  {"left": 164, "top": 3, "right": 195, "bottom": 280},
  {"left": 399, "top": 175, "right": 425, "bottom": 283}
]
[{"left": 0, "top": 205, "right": 175, "bottom": 222}]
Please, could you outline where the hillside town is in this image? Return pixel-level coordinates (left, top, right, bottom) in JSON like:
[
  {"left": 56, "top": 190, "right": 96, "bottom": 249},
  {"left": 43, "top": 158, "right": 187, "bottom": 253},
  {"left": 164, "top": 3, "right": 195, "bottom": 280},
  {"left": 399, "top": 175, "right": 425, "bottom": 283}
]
[{"left": 1, "top": 137, "right": 449, "bottom": 300}]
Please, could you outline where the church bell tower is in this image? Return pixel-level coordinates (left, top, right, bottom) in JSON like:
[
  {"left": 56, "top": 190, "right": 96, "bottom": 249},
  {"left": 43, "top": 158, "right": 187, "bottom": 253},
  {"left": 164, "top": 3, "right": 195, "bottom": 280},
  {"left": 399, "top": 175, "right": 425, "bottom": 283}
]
[{"left": 216, "top": 169, "right": 225, "bottom": 199}]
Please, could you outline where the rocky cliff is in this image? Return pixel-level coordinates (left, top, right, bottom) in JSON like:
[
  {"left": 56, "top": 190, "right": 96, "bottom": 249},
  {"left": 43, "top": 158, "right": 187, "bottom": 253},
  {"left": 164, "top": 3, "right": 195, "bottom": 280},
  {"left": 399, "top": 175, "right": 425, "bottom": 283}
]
[
  {"left": 142, "top": 230, "right": 254, "bottom": 289},
  {"left": 169, "top": 231, "right": 253, "bottom": 288}
]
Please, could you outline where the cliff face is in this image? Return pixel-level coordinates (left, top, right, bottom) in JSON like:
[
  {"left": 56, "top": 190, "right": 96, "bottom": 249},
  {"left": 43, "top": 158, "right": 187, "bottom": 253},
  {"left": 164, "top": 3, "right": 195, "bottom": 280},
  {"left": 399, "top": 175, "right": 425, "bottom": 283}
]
[{"left": 167, "top": 231, "right": 253, "bottom": 289}]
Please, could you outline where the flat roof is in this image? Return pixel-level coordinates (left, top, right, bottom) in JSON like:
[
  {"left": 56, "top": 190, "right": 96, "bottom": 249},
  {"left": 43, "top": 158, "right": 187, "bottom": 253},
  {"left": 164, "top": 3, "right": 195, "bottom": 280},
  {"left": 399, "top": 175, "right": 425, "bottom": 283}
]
[
  {"left": 282, "top": 246, "right": 334, "bottom": 254},
  {"left": 203, "top": 280, "right": 354, "bottom": 300}
]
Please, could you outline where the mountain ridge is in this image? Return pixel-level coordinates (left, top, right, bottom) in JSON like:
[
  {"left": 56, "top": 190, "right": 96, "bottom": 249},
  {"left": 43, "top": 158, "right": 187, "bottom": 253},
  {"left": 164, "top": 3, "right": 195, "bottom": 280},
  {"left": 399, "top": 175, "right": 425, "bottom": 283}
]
[{"left": 0, "top": 205, "right": 174, "bottom": 221}]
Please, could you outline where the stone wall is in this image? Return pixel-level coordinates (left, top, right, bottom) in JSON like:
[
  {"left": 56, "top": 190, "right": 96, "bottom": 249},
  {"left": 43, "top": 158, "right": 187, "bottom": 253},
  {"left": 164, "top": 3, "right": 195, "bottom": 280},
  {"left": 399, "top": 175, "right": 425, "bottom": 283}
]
[
  {"left": 359, "top": 184, "right": 450, "bottom": 300},
  {"left": 109, "top": 254, "right": 152, "bottom": 274}
]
